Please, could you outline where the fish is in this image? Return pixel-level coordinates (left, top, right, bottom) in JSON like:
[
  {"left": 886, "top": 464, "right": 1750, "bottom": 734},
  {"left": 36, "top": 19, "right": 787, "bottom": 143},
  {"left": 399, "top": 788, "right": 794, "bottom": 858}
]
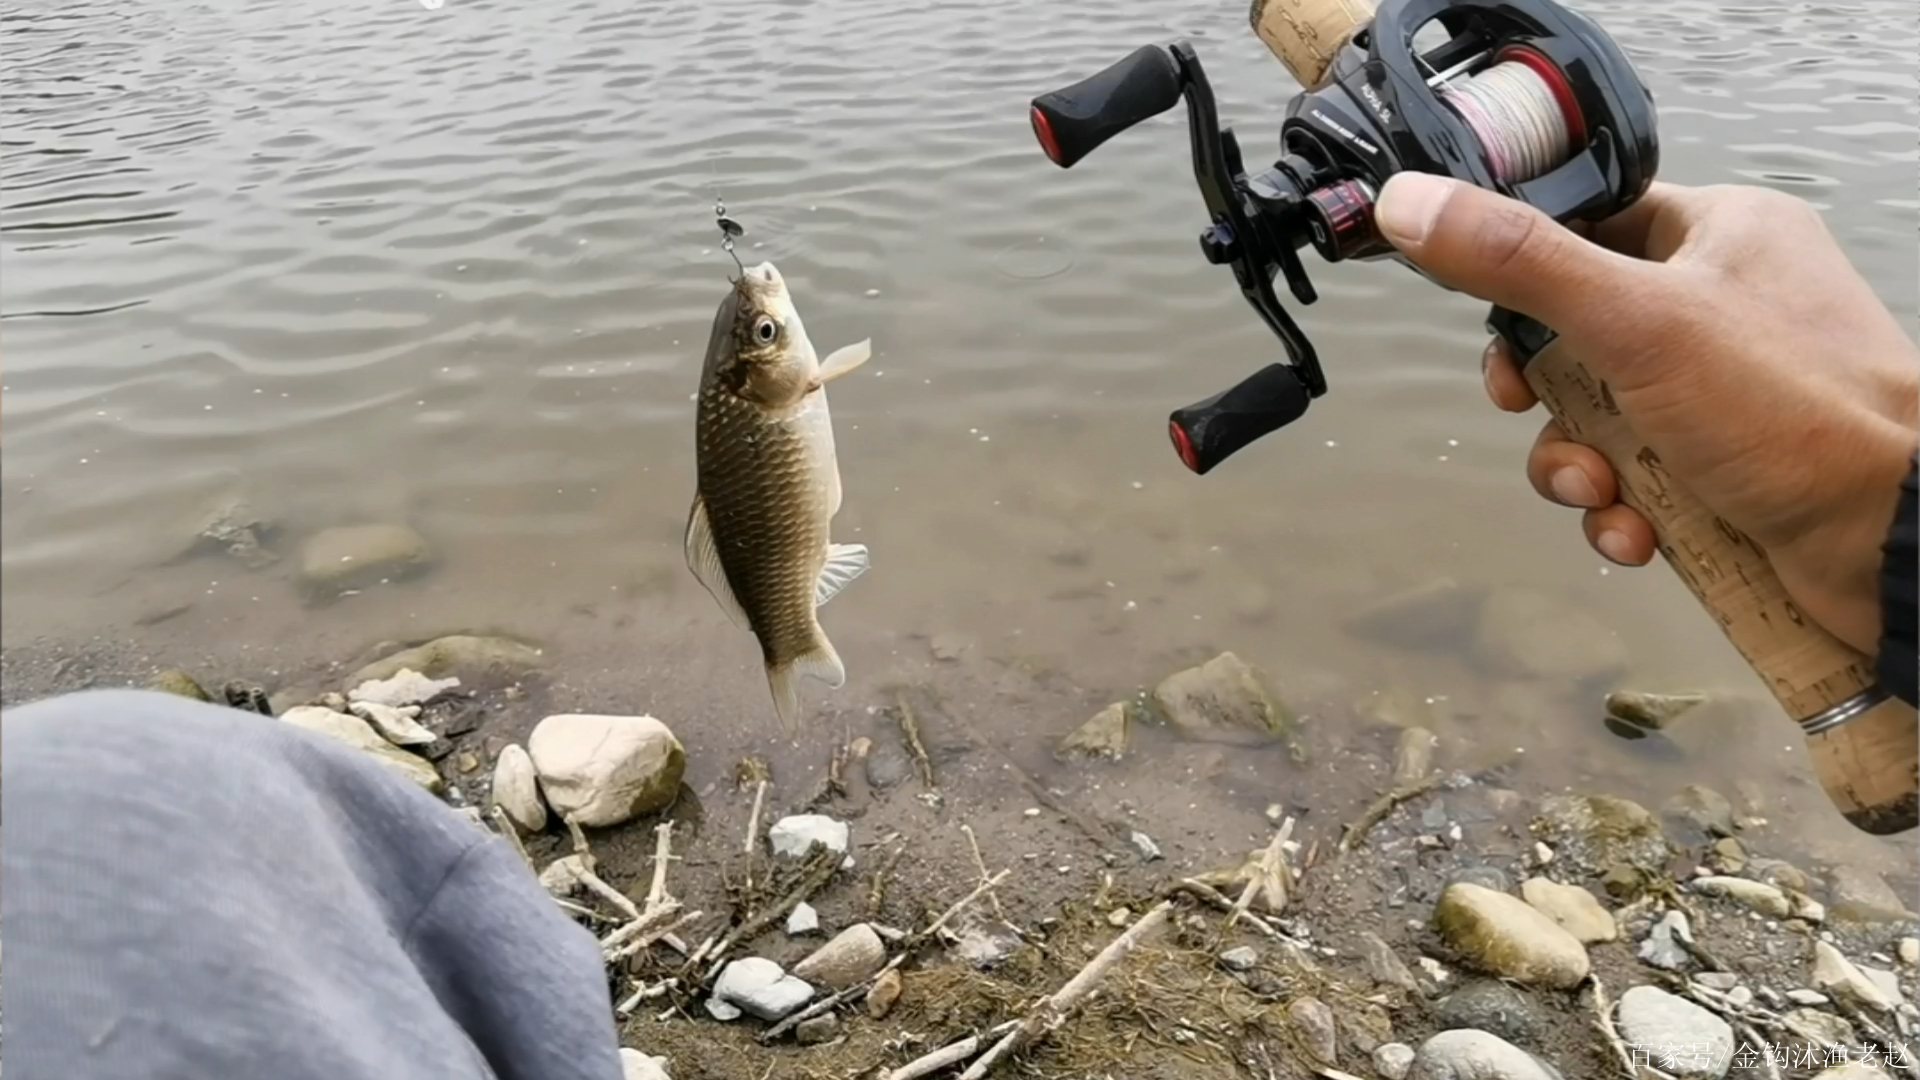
[{"left": 684, "top": 261, "right": 873, "bottom": 729}]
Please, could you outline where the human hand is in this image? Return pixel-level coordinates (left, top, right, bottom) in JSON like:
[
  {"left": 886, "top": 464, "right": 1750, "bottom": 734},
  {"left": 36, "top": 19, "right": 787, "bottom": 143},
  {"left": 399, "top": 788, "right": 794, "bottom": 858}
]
[{"left": 1372, "top": 174, "right": 1920, "bottom": 656}]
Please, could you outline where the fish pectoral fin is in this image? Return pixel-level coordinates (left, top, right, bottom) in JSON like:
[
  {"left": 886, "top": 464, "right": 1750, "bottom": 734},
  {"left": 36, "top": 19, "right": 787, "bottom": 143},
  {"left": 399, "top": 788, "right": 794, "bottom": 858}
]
[
  {"left": 816, "top": 339, "right": 872, "bottom": 384},
  {"left": 764, "top": 636, "right": 845, "bottom": 730},
  {"left": 684, "top": 494, "right": 751, "bottom": 631},
  {"left": 815, "top": 543, "right": 870, "bottom": 608}
]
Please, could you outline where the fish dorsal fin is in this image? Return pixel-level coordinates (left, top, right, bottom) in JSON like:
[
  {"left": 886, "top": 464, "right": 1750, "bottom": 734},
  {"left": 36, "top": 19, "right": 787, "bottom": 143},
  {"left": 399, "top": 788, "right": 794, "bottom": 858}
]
[
  {"left": 816, "top": 339, "right": 872, "bottom": 385},
  {"left": 815, "top": 543, "right": 870, "bottom": 608},
  {"left": 685, "top": 494, "right": 750, "bottom": 630}
]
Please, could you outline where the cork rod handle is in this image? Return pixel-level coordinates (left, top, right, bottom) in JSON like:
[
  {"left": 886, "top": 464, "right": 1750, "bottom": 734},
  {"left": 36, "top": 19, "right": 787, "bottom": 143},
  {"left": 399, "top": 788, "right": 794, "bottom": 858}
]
[{"left": 1249, "top": 0, "right": 1919, "bottom": 833}]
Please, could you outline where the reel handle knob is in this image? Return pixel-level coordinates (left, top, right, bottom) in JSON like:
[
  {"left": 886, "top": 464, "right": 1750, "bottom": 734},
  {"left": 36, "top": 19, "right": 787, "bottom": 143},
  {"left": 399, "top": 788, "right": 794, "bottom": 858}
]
[
  {"left": 1167, "top": 363, "right": 1313, "bottom": 475},
  {"left": 1031, "top": 45, "right": 1184, "bottom": 169}
]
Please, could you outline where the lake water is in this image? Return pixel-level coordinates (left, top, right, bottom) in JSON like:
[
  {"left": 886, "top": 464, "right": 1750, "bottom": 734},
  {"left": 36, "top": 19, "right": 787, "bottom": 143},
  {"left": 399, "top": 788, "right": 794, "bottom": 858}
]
[{"left": 3, "top": 0, "right": 1915, "bottom": 872}]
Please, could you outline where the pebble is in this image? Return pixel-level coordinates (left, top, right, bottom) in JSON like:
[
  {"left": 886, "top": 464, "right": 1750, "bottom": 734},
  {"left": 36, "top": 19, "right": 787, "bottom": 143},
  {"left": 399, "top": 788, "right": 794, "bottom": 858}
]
[
  {"left": 1812, "top": 941, "right": 1895, "bottom": 1010},
  {"left": 1435, "top": 979, "right": 1538, "bottom": 1045},
  {"left": 786, "top": 902, "right": 820, "bottom": 937},
  {"left": 349, "top": 700, "right": 438, "bottom": 747},
  {"left": 1288, "top": 996, "right": 1337, "bottom": 1065},
  {"left": 348, "top": 667, "right": 461, "bottom": 709},
  {"left": 1219, "top": 946, "right": 1259, "bottom": 972},
  {"left": 1638, "top": 910, "right": 1693, "bottom": 971},
  {"left": 1057, "top": 702, "right": 1130, "bottom": 761},
  {"left": 619, "top": 1048, "right": 672, "bottom": 1080},
  {"left": 1432, "top": 882, "right": 1591, "bottom": 989},
  {"left": 704, "top": 997, "right": 743, "bottom": 1022},
  {"left": 1533, "top": 842, "right": 1555, "bottom": 867},
  {"left": 1532, "top": 793, "right": 1671, "bottom": 876},
  {"left": 1787, "top": 989, "right": 1831, "bottom": 1006},
  {"left": 866, "top": 968, "right": 903, "bottom": 1019},
  {"left": 1375, "top": 1042, "right": 1416, "bottom": 1080},
  {"left": 1692, "top": 875, "right": 1790, "bottom": 918},
  {"left": 526, "top": 713, "right": 685, "bottom": 827},
  {"left": 490, "top": 743, "right": 548, "bottom": 833},
  {"left": 1726, "top": 986, "right": 1752, "bottom": 1008},
  {"left": 768, "top": 814, "right": 851, "bottom": 860},
  {"left": 795, "top": 1014, "right": 841, "bottom": 1046},
  {"left": 1129, "top": 830, "right": 1162, "bottom": 861},
  {"left": 1410, "top": 1028, "right": 1565, "bottom": 1080},
  {"left": 792, "top": 924, "right": 886, "bottom": 990},
  {"left": 280, "top": 705, "right": 444, "bottom": 793},
  {"left": 1900, "top": 938, "right": 1919, "bottom": 967},
  {"left": 1694, "top": 971, "right": 1740, "bottom": 991},
  {"left": 1519, "top": 877, "right": 1617, "bottom": 944},
  {"left": 711, "top": 957, "right": 813, "bottom": 1021},
  {"left": 1616, "top": 985, "right": 1733, "bottom": 1079},
  {"left": 1358, "top": 931, "right": 1421, "bottom": 993}
]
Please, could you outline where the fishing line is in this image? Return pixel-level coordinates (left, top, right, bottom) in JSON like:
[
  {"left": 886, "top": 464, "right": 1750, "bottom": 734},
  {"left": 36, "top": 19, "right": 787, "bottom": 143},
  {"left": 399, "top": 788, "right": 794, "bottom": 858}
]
[
  {"left": 706, "top": 156, "right": 746, "bottom": 281},
  {"left": 1436, "top": 55, "right": 1578, "bottom": 184}
]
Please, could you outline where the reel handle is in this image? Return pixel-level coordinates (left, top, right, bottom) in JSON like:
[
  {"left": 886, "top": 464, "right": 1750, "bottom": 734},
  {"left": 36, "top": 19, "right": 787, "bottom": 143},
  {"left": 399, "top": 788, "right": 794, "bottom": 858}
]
[{"left": 1031, "top": 45, "right": 1184, "bottom": 169}]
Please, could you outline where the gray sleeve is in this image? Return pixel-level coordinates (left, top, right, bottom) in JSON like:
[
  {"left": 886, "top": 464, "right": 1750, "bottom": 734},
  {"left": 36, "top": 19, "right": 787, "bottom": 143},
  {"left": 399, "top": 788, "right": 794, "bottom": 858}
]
[{"left": 403, "top": 834, "right": 626, "bottom": 1080}]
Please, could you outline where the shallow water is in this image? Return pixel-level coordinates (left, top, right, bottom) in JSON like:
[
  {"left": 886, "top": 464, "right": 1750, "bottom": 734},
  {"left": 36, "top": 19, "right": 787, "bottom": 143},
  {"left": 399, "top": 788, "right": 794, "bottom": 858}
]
[{"left": 3, "top": 0, "right": 1916, "bottom": 870}]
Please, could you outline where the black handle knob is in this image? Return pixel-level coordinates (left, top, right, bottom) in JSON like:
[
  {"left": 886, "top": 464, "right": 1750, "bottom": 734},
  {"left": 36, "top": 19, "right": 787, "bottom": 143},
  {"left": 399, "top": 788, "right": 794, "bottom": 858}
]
[
  {"left": 1031, "top": 45, "right": 1183, "bottom": 170},
  {"left": 1167, "top": 363, "right": 1313, "bottom": 475}
]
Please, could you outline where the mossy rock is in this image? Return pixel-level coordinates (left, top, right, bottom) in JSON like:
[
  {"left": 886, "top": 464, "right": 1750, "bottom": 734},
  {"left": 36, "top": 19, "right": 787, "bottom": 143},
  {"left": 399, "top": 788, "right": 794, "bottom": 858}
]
[
  {"left": 345, "top": 634, "right": 544, "bottom": 688},
  {"left": 1148, "top": 651, "right": 1298, "bottom": 753},
  {"left": 1531, "top": 793, "right": 1673, "bottom": 877},
  {"left": 150, "top": 669, "right": 212, "bottom": 703}
]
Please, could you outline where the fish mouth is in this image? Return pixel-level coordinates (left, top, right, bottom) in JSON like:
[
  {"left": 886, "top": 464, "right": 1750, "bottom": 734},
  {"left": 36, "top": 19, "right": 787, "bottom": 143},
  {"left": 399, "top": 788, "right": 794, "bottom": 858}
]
[{"left": 745, "top": 262, "right": 781, "bottom": 285}]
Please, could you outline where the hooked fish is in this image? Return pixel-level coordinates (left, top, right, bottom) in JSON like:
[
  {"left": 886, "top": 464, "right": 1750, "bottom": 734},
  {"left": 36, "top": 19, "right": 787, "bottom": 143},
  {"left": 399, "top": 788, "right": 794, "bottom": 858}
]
[{"left": 685, "top": 261, "right": 873, "bottom": 728}]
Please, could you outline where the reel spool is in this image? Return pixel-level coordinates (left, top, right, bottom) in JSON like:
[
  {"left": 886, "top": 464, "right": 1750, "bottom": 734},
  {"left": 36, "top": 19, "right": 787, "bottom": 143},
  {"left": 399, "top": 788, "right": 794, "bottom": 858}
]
[{"left": 1028, "top": 0, "right": 1657, "bottom": 474}]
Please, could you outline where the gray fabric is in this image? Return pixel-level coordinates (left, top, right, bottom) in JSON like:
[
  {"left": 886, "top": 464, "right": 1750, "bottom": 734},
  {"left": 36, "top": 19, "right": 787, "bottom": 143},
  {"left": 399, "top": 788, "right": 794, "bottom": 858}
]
[{"left": 0, "top": 689, "right": 624, "bottom": 1080}]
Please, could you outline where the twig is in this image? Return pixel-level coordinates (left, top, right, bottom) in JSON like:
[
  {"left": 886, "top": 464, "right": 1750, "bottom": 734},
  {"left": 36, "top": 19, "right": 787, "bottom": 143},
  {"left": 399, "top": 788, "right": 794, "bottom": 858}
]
[
  {"left": 883, "top": 1022, "right": 1020, "bottom": 1080},
  {"left": 908, "top": 869, "right": 1011, "bottom": 950},
  {"left": 1171, "top": 879, "right": 1303, "bottom": 946},
  {"left": 896, "top": 691, "right": 937, "bottom": 788},
  {"left": 744, "top": 780, "right": 768, "bottom": 856},
  {"left": 490, "top": 807, "right": 535, "bottom": 870},
  {"left": 606, "top": 911, "right": 702, "bottom": 966},
  {"left": 644, "top": 822, "right": 676, "bottom": 917},
  {"left": 1339, "top": 774, "right": 1443, "bottom": 852},
  {"left": 702, "top": 843, "right": 839, "bottom": 977},
  {"left": 1731, "top": 1019, "right": 1782, "bottom": 1080},
  {"left": 600, "top": 901, "right": 686, "bottom": 955},
  {"left": 553, "top": 897, "right": 611, "bottom": 923},
  {"left": 957, "top": 900, "right": 1173, "bottom": 1079},
  {"left": 581, "top": 867, "right": 642, "bottom": 923},
  {"left": 867, "top": 845, "right": 905, "bottom": 919},
  {"left": 565, "top": 814, "right": 593, "bottom": 864},
  {"left": 962, "top": 824, "right": 1010, "bottom": 923},
  {"left": 1590, "top": 976, "right": 1677, "bottom": 1080},
  {"left": 615, "top": 978, "right": 678, "bottom": 1015},
  {"left": 1225, "top": 820, "right": 1293, "bottom": 937}
]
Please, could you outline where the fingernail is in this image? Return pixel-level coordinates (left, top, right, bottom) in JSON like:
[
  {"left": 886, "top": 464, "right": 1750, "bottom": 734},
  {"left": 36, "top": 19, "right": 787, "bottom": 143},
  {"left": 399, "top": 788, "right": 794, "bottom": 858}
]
[
  {"left": 1482, "top": 340, "right": 1499, "bottom": 376},
  {"left": 1550, "top": 466, "right": 1598, "bottom": 507},
  {"left": 1375, "top": 173, "right": 1455, "bottom": 246},
  {"left": 1597, "top": 530, "right": 1635, "bottom": 565}
]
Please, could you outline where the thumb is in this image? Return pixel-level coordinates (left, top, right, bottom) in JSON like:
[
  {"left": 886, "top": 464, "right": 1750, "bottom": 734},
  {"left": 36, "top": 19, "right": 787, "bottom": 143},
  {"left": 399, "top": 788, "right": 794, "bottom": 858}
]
[{"left": 1372, "top": 172, "right": 1652, "bottom": 338}]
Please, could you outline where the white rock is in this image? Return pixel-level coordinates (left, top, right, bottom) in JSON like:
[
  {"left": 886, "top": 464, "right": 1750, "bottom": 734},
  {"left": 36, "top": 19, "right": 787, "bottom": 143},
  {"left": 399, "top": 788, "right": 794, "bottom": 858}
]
[
  {"left": 1694, "top": 972, "right": 1740, "bottom": 991},
  {"left": 1533, "top": 842, "right": 1555, "bottom": 866},
  {"left": 348, "top": 667, "right": 460, "bottom": 709},
  {"left": 1788, "top": 891, "right": 1826, "bottom": 923},
  {"left": 1130, "top": 830, "right": 1162, "bottom": 861},
  {"left": 1786, "top": 989, "right": 1831, "bottom": 1006},
  {"left": 527, "top": 714, "right": 685, "bottom": 827},
  {"left": 1812, "top": 941, "right": 1895, "bottom": 1011},
  {"left": 348, "top": 700, "right": 438, "bottom": 746},
  {"left": 280, "top": 706, "right": 443, "bottom": 792},
  {"left": 703, "top": 997, "right": 742, "bottom": 1022},
  {"left": 1375, "top": 1042, "right": 1416, "bottom": 1080},
  {"left": 1639, "top": 910, "right": 1693, "bottom": 971},
  {"left": 1410, "top": 1029, "right": 1564, "bottom": 1080},
  {"left": 1726, "top": 986, "right": 1752, "bottom": 1008},
  {"left": 1519, "top": 877, "right": 1617, "bottom": 944},
  {"left": 1219, "top": 946, "right": 1258, "bottom": 971},
  {"left": 1616, "top": 985, "right": 1733, "bottom": 1079},
  {"left": 793, "top": 924, "right": 887, "bottom": 990},
  {"left": 1859, "top": 964, "right": 1901, "bottom": 1005},
  {"left": 1693, "top": 875, "right": 1790, "bottom": 918},
  {"left": 787, "top": 902, "right": 820, "bottom": 936},
  {"left": 712, "top": 957, "right": 813, "bottom": 1021},
  {"left": 769, "top": 814, "right": 851, "bottom": 860},
  {"left": 538, "top": 855, "right": 591, "bottom": 897},
  {"left": 619, "top": 1047, "right": 672, "bottom": 1080},
  {"left": 1899, "top": 938, "right": 1919, "bottom": 967},
  {"left": 490, "top": 744, "right": 547, "bottom": 833}
]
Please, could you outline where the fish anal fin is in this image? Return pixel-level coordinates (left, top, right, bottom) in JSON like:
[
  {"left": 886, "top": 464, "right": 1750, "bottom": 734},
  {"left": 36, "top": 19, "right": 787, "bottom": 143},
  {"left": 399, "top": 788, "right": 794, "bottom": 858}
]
[
  {"left": 684, "top": 494, "right": 750, "bottom": 631},
  {"left": 816, "top": 339, "right": 872, "bottom": 384},
  {"left": 815, "top": 543, "right": 870, "bottom": 608}
]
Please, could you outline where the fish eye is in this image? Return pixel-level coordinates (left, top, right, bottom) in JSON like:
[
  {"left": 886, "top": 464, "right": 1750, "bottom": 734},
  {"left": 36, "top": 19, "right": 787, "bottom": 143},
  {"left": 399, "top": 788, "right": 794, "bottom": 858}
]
[{"left": 753, "top": 316, "right": 779, "bottom": 344}]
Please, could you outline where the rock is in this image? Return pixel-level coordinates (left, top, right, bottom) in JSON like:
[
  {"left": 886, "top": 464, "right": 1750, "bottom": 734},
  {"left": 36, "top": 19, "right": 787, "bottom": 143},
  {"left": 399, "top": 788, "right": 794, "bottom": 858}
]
[
  {"left": 1434, "top": 979, "right": 1538, "bottom": 1045},
  {"left": 1410, "top": 1029, "right": 1565, "bottom": 1080},
  {"left": 1058, "top": 702, "right": 1130, "bottom": 761},
  {"left": 298, "top": 522, "right": 433, "bottom": 595},
  {"left": 1899, "top": 938, "right": 1918, "bottom": 967},
  {"left": 1826, "top": 867, "right": 1915, "bottom": 922},
  {"left": 456, "top": 751, "right": 480, "bottom": 774},
  {"left": 1531, "top": 794, "right": 1672, "bottom": 877},
  {"left": 1288, "top": 996, "right": 1337, "bottom": 1065},
  {"left": 346, "top": 635, "right": 544, "bottom": 688},
  {"left": 1107, "top": 907, "right": 1133, "bottom": 927},
  {"left": 711, "top": 958, "right": 813, "bottom": 1022},
  {"left": 1726, "top": 987, "right": 1752, "bottom": 1008},
  {"left": 1708, "top": 837, "right": 1746, "bottom": 873},
  {"left": 182, "top": 495, "right": 277, "bottom": 567},
  {"left": 1639, "top": 910, "right": 1693, "bottom": 971},
  {"left": 786, "top": 902, "right": 820, "bottom": 937},
  {"left": 150, "top": 669, "right": 213, "bottom": 703},
  {"left": 1606, "top": 691, "right": 1707, "bottom": 731},
  {"left": 1149, "top": 652, "right": 1295, "bottom": 744},
  {"left": 280, "top": 706, "right": 444, "bottom": 793},
  {"left": 1664, "top": 785, "right": 1737, "bottom": 840},
  {"left": 1446, "top": 866, "right": 1512, "bottom": 895},
  {"left": 1616, "top": 985, "right": 1733, "bottom": 1079},
  {"left": 1472, "top": 588, "right": 1628, "bottom": 683},
  {"left": 1694, "top": 972, "right": 1740, "bottom": 991},
  {"left": 1788, "top": 890, "right": 1826, "bottom": 923},
  {"left": 1375, "top": 1042, "right": 1416, "bottom": 1080},
  {"left": 527, "top": 713, "right": 685, "bottom": 828},
  {"left": 864, "top": 741, "right": 911, "bottom": 788},
  {"left": 1432, "top": 883, "right": 1590, "bottom": 989},
  {"left": 349, "top": 700, "right": 437, "bottom": 747},
  {"left": 795, "top": 1014, "right": 841, "bottom": 1046},
  {"left": 348, "top": 667, "right": 461, "bottom": 709},
  {"left": 1393, "top": 727, "right": 1439, "bottom": 786},
  {"left": 952, "top": 923, "right": 1018, "bottom": 969},
  {"left": 1859, "top": 964, "right": 1901, "bottom": 1004},
  {"left": 1784, "top": 1007, "right": 1855, "bottom": 1050},
  {"left": 1129, "top": 830, "right": 1162, "bottom": 861},
  {"left": 768, "top": 814, "right": 851, "bottom": 859},
  {"left": 1601, "top": 863, "right": 1647, "bottom": 901},
  {"left": 1786, "top": 989, "right": 1830, "bottom": 1006},
  {"left": 222, "top": 680, "right": 272, "bottom": 715},
  {"left": 1747, "top": 858, "right": 1811, "bottom": 894},
  {"left": 1693, "top": 876, "right": 1790, "bottom": 918},
  {"left": 1812, "top": 942, "right": 1895, "bottom": 1010},
  {"left": 1219, "top": 946, "right": 1259, "bottom": 972},
  {"left": 1519, "top": 878, "right": 1617, "bottom": 944},
  {"left": 490, "top": 744, "right": 547, "bottom": 833},
  {"left": 866, "top": 968, "right": 903, "bottom": 1019},
  {"left": 1343, "top": 578, "right": 1485, "bottom": 651},
  {"left": 619, "top": 1048, "right": 672, "bottom": 1080},
  {"left": 793, "top": 924, "right": 886, "bottom": 991},
  {"left": 1358, "top": 931, "right": 1420, "bottom": 993},
  {"left": 703, "top": 997, "right": 742, "bottom": 1022}
]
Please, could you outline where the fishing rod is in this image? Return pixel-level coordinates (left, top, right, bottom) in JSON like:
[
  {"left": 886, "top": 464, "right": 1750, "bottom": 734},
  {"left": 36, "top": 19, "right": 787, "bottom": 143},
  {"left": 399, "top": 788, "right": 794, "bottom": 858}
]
[{"left": 1024, "top": 0, "right": 1918, "bottom": 834}]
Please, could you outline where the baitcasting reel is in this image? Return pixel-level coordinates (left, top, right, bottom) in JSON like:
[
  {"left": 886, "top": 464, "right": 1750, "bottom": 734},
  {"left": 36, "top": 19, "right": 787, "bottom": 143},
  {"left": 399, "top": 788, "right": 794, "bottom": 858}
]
[{"left": 1028, "top": 0, "right": 1658, "bottom": 474}]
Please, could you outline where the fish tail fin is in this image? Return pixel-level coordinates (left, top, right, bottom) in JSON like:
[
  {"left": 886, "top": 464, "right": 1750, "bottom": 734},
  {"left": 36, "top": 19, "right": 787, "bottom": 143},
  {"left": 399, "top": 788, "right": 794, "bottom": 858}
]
[{"left": 764, "top": 630, "right": 846, "bottom": 731}]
